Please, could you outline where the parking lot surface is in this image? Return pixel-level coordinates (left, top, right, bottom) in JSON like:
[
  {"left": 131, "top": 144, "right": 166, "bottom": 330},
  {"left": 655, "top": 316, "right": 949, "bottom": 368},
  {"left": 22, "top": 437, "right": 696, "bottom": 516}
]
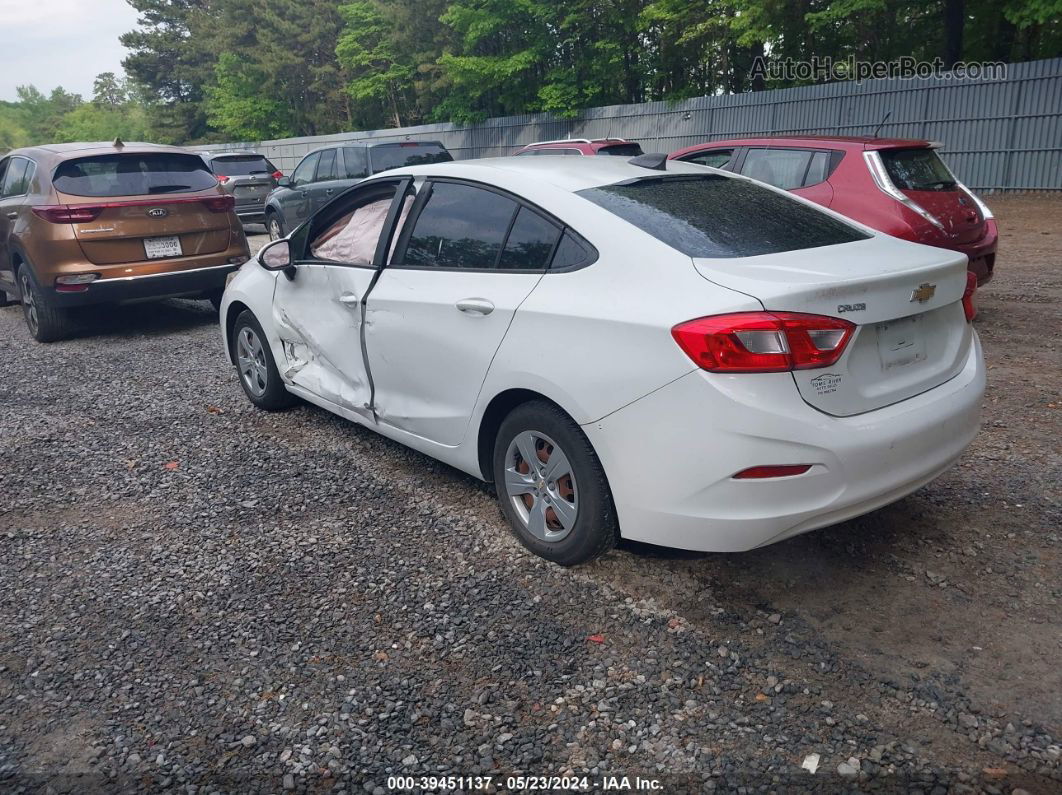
[{"left": 1, "top": 198, "right": 1059, "bottom": 793}]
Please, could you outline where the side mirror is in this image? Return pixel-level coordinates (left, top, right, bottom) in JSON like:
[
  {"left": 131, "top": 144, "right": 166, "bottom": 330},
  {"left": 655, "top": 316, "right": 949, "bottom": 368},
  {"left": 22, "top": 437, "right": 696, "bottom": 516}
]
[
  {"left": 277, "top": 176, "right": 291, "bottom": 187},
  {"left": 259, "top": 239, "right": 295, "bottom": 279}
]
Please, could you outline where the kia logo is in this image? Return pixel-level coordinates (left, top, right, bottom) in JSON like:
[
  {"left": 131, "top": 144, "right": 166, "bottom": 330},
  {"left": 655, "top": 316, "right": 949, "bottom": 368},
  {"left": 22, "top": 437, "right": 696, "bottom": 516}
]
[{"left": 147, "top": 208, "right": 168, "bottom": 218}]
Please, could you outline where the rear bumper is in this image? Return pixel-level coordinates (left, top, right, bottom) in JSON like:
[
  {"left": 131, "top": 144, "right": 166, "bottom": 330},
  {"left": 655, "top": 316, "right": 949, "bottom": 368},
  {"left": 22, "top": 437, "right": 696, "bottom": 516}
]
[
  {"left": 235, "top": 202, "right": 267, "bottom": 223},
  {"left": 952, "top": 219, "right": 998, "bottom": 286},
  {"left": 48, "top": 262, "right": 239, "bottom": 307},
  {"left": 583, "top": 333, "right": 985, "bottom": 553}
]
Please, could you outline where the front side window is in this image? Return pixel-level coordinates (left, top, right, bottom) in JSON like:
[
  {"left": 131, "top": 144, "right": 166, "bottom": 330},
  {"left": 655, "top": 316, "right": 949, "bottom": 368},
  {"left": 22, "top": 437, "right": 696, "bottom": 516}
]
[
  {"left": 290, "top": 152, "right": 320, "bottom": 187},
  {"left": 685, "top": 149, "right": 734, "bottom": 169},
  {"left": 740, "top": 148, "right": 813, "bottom": 190},
  {"left": 399, "top": 182, "right": 517, "bottom": 269},
  {"left": 578, "top": 174, "right": 869, "bottom": 258},
  {"left": 1, "top": 157, "right": 31, "bottom": 197},
  {"left": 52, "top": 153, "right": 214, "bottom": 197},
  {"left": 879, "top": 148, "right": 957, "bottom": 191},
  {"left": 316, "top": 149, "right": 339, "bottom": 182}
]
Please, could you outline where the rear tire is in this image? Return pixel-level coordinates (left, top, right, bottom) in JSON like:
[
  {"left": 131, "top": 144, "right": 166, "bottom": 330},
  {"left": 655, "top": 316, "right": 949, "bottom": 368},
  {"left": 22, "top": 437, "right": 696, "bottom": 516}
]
[
  {"left": 18, "top": 266, "right": 72, "bottom": 343},
  {"left": 266, "top": 211, "right": 285, "bottom": 241},
  {"left": 492, "top": 400, "right": 618, "bottom": 566},
  {"left": 231, "top": 310, "right": 297, "bottom": 411}
]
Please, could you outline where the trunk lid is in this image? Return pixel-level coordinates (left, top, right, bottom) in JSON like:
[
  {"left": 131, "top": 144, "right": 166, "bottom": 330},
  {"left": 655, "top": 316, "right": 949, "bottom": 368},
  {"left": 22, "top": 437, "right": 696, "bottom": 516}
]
[
  {"left": 693, "top": 236, "right": 974, "bottom": 416},
  {"left": 57, "top": 190, "right": 231, "bottom": 266}
]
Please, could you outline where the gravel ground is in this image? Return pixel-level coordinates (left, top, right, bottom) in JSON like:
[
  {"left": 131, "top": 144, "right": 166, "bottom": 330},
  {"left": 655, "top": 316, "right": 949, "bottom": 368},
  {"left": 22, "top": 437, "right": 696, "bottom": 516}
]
[{"left": 1, "top": 199, "right": 1059, "bottom": 794}]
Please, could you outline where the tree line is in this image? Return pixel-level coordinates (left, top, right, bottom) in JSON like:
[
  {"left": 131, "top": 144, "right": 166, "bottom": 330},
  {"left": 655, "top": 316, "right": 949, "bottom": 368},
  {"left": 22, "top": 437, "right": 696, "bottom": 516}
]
[{"left": 2, "top": 0, "right": 1059, "bottom": 150}]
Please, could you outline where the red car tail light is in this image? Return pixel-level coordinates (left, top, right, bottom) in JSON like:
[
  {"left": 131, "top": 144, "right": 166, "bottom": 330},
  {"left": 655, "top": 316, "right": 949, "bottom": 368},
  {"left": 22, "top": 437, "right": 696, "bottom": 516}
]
[
  {"left": 962, "top": 271, "right": 977, "bottom": 322},
  {"left": 271, "top": 170, "right": 284, "bottom": 180},
  {"left": 201, "top": 195, "right": 235, "bottom": 213},
  {"left": 32, "top": 205, "right": 104, "bottom": 223},
  {"left": 733, "top": 464, "right": 812, "bottom": 479},
  {"left": 216, "top": 175, "right": 231, "bottom": 184},
  {"left": 672, "top": 312, "right": 855, "bottom": 373}
]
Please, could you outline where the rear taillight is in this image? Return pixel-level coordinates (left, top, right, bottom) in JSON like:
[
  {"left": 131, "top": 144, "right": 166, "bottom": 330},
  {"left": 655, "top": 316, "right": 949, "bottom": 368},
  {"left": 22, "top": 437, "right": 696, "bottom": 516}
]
[
  {"left": 962, "top": 271, "right": 977, "bottom": 322},
  {"left": 216, "top": 175, "right": 230, "bottom": 184},
  {"left": 672, "top": 312, "right": 855, "bottom": 373},
  {"left": 271, "top": 170, "right": 284, "bottom": 180},
  {"left": 201, "top": 195, "right": 235, "bottom": 213},
  {"left": 32, "top": 205, "right": 103, "bottom": 223}
]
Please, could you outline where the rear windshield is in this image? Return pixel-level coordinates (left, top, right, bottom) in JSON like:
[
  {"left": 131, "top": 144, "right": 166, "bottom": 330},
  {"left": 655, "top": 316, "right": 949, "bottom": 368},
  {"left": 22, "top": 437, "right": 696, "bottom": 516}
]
[
  {"left": 598, "top": 143, "right": 643, "bottom": 157},
  {"left": 577, "top": 174, "right": 869, "bottom": 258},
  {"left": 369, "top": 143, "right": 453, "bottom": 173},
  {"left": 880, "top": 148, "right": 957, "bottom": 191},
  {"left": 209, "top": 155, "right": 275, "bottom": 176},
  {"left": 53, "top": 153, "right": 217, "bottom": 197}
]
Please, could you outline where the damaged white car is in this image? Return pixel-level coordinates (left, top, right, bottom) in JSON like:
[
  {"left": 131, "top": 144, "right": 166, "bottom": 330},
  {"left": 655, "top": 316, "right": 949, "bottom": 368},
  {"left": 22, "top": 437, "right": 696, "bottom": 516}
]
[{"left": 220, "top": 155, "right": 985, "bottom": 566}]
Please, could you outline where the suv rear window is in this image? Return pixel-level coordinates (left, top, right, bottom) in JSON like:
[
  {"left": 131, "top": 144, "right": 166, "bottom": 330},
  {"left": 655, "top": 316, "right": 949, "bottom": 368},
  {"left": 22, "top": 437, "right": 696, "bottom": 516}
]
[
  {"left": 209, "top": 155, "right": 275, "bottom": 176},
  {"left": 53, "top": 153, "right": 217, "bottom": 197},
  {"left": 577, "top": 175, "right": 869, "bottom": 258},
  {"left": 880, "top": 148, "right": 957, "bottom": 191},
  {"left": 598, "top": 143, "right": 643, "bottom": 157},
  {"left": 369, "top": 143, "right": 453, "bottom": 173}
]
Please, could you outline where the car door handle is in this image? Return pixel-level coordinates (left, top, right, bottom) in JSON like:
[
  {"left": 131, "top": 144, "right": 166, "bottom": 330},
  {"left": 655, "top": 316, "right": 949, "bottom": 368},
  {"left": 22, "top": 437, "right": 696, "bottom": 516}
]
[
  {"left": 325, "top": 188, "right": 335, "bottom": 195},
  {"left": 456, "top": 298, "right": 494, "bottom": 316},
  {"left": 339, "top": 293, "right": 360, "bottom": 306}
]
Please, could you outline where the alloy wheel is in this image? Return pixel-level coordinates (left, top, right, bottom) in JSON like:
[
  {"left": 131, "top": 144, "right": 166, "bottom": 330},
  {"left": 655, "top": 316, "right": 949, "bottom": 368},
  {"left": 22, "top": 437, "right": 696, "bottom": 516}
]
[
  {"left": 268, "top": 217, "right": 282, "bottom": 241},
  {"left": 19, "top": 272, "right": 38, "bottom": 337},
  {"left": 503, "top": 430, "right": 578, "bottom": 542},
  {"left": 236, "top": 326, "right": 269, "bottom": 397}
]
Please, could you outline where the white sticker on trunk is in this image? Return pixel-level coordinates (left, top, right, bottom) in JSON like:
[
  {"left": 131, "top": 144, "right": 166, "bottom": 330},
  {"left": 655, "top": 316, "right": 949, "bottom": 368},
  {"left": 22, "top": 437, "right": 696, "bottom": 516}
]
[{"left": 877, "top": 314, "right": 927, "bottom": 370}]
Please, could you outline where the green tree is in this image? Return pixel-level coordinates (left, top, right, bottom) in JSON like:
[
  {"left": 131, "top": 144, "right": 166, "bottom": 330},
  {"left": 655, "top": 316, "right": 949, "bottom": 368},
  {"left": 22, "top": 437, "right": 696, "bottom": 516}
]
[
  {"left": 205, "top": 53, "right": 295, "bottom": 141},
  {"left": 92, "top": 72, "right": 128, "bottom": 107}
]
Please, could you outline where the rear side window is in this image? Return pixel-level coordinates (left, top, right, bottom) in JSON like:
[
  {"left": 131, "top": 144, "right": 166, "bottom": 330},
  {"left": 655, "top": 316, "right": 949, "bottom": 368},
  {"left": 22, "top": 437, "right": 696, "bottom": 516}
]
[
  {"left": 369, "top": 143, "right": 452, "bottom": 173},
  {"left": 740, "top": 148, "right": 812, "bottom": 190},
  {"left": 342, "top": 147, "right": 369, "bottom": 178},
  {"left": 498, "top": 207, "right": 560, "bottom": 270},
  {"left": 209, "top": 155, "right": 274, "bottom": 176},
  {"left": 1, "top": 157, "right": 33, "bottom": 197},
  {"left": 880, "top": 148, "right": 957, "bottom": 191},
  {"left": 684, "top": 149, "right": 734, "bottom": 169},
  {"left": 598, "top": 143, "right": 643, "bottom": 157},
  {"left": 804, "top": 151, "right": 831, "bottom": 186},
  {"left": 399, "top": 182, "right": 517, "bottom": 269},
  {"left": 53, "top": 153, "right": 217, "bottom": 197},
  {"left": 317, "top": 149, "right": 339, "bottom": 181},
  {"left": 578, "top": 175, "right": 869, "bottom": 258}
]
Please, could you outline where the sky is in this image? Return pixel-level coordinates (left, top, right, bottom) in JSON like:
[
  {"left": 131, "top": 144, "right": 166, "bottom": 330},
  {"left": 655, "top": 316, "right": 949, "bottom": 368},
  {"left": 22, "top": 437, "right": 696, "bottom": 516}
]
[{"left": 0, "top": 0, "right": 141, "bottom": 102}]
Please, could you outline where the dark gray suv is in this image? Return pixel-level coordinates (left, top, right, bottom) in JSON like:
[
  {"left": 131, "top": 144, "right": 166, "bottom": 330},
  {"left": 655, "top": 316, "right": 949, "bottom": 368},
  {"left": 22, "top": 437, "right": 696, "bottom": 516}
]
[
  {"left": 200, "top": 150, "right": 282, "bottom": 225},
  {"left": 263, "top": 141, "right": 452, "bottom": 239}
]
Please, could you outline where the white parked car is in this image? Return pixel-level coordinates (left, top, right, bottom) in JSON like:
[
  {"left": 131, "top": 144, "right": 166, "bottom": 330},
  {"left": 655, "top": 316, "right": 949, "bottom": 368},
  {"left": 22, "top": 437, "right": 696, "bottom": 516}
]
[{"left": 220, "top": 155, "right": 985, "bottom": 566}]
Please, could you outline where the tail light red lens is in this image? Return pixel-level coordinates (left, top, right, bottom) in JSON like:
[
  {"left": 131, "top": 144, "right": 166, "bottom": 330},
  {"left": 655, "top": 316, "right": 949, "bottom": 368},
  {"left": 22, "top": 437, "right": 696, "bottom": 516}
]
[
  {"left": 32, "top": 205, "right": 103, "bottom": 223},
  {"left": 216, "top": 175, "right": 230, "bottom": 184},
  {"left": 672, "top": 312, "right": 855, "bottom": 373},
  {"left": 201, "top": 195, "right": 236, "bottom": 213},
  {"left": 271, "top": 170, "right": 284, "bottom": 180},
  {"left": 962, "top": 271, "right": 977, "bottom": 322}
]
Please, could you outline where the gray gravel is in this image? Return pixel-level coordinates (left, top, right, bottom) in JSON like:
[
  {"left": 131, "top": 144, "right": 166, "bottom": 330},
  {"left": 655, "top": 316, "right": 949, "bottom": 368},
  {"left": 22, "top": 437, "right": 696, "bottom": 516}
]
[{"left": 0, "top": 214, "right": 1059, "bottom": 793}]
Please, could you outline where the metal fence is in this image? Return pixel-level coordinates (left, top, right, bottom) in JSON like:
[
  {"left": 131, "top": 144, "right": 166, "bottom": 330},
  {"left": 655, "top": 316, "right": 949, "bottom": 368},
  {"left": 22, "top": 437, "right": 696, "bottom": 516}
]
[{"left": 208, "top": 57, "right": 1062, "bottom": 192}]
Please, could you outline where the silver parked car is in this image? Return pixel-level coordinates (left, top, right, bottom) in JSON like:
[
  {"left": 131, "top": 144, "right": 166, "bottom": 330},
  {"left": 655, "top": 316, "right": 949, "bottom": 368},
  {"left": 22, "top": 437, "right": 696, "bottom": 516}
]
[{"left": 199, "top": 150, "right": 282, "bottom": 226}]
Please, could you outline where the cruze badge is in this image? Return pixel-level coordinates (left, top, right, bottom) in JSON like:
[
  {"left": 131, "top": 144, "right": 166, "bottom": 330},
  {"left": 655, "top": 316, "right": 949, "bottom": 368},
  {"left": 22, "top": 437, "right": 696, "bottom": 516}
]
[
  {"left": 146, "top": 208, "right": 168, "bottom": 218},
  {"left": 910, "top": 283, "right": 936, "bottom": 303},
  {"left": 837, "top": 302, "right": 866, "bottom": 313}
]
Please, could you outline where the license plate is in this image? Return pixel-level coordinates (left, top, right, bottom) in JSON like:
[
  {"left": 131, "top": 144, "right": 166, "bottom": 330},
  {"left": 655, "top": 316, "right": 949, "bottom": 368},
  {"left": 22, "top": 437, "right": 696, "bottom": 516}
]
[
  {"left": 877, "top": 315, "right": 926, "bottom": 370},
  {"left": 144, "top": 236, "right": 182, "bottom": 259}
]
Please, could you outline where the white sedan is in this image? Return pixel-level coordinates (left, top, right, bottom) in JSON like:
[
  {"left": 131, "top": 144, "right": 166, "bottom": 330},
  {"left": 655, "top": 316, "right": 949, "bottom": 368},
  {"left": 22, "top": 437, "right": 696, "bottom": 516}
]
[{"left": 220, "top": 155, "right": 985, "bottom": 566}]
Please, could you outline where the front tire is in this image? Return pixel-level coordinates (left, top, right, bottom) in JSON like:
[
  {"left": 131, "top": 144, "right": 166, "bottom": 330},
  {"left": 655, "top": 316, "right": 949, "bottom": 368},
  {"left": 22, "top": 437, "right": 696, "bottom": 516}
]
[
  {"left": 232, "top": 310, "right": 297, "bottom": 411},
  {"left": 18, "top": 266, "right": 72, "bottom": 343},
  {"left": 493, "top": 400, "right": 618, "bottom": 566},
  {"left": 266, "top": 211, "right": 285, "bottom": 241}
]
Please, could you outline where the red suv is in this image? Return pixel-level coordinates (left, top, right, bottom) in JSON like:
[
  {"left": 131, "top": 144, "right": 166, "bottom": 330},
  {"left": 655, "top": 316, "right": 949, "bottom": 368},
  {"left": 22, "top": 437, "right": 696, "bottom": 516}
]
[
  {"left": 514, "top": 138, "right": 644, "bottom": 157},
  {"left": 669, "top": 136, "right": 997, "bottom": 285}
]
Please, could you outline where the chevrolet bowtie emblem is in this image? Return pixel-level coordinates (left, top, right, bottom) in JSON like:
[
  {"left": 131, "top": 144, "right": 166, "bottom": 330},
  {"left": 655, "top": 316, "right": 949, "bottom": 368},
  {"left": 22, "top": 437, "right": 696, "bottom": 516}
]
[{"left": 910, "top": 282, "right": 936, "bottom": 303}]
